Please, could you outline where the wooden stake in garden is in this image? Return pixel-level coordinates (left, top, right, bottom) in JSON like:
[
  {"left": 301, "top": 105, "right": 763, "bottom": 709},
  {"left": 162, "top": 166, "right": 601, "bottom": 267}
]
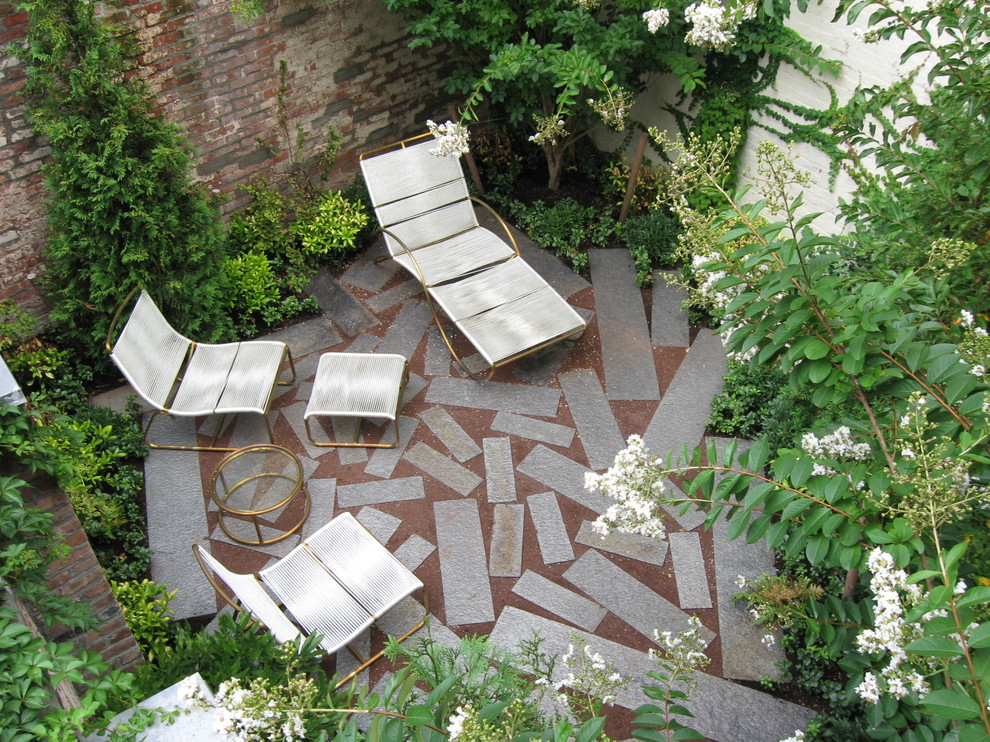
[{"left": 619, "top": 131, "right": 649, "bottom": 223}]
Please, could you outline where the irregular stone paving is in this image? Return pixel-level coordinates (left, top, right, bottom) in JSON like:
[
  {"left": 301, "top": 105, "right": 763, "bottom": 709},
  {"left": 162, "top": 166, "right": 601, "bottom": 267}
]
[{"left": 112, "top": 221, "right": 815, "bottom": 740}]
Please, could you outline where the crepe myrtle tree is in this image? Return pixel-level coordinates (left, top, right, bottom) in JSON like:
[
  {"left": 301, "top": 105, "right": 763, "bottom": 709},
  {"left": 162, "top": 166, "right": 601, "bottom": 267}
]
[{"left": 393, "top": 0, "right": 831, "bottom": 189}]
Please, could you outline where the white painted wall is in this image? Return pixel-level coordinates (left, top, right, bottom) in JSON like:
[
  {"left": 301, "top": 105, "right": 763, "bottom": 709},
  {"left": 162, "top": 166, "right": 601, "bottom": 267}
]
[{"left": 599, "top": 0, "right": 921, "bottom": 235}]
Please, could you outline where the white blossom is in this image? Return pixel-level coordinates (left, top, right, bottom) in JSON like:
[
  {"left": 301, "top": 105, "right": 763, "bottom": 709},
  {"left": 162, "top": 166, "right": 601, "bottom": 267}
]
[
  {"left": 446, "top": 706, "right": 472, "bottom": 741},
  {"left": 780, "top": 731, "right": 806, "bottom": 742},
  {"left": 643, "top": 7, "right": 670, "bottom": 33},
  {"left": 425, "top": 119, "right": 470, "bottom": 158}
]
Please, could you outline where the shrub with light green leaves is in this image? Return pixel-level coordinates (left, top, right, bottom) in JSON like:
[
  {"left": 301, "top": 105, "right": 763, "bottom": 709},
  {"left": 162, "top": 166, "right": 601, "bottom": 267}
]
[{"left": 292, "top": 190, "right": 369, "bottom": 261}]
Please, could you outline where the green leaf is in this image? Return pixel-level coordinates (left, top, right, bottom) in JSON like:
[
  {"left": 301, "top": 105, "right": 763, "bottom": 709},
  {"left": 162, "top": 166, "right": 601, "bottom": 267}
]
[
  {"left": 958, "top": 587, "right": 990, "bottom": 608},
  {"left": 575, "top": 717, "right": 606, "bottom": 742},
  {"left": 923, "top": 687, "right": 983, "bottom": 720},
  {"left": 968, "top": 622, "right": 990, "bottom": 649},
  {"left": 906, "top": 636, "right": 963, "bottom": 658},
  {"left": 806, "top": 535, "right": 829, "bottom": 564}
]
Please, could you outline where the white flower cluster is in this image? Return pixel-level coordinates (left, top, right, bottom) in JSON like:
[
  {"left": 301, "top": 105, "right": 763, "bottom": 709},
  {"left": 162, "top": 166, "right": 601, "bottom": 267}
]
[
  {"left": 210, "top": 678, "right": 307, "bottom": 742},
  {"left": 854, "top": 550, "right": 931, "bottom": 703},
  {"left": 446, "top": 705, "right": 472, "bottom": 741},
  {"left": 554, "top": 638, "right": 628, "bottom": 713},
  {"left": 958, "top": 310, "right": 989, "bottom": 378},
  {"left": 688, "top": 251, "right": 761, "bottom": 362},
  {"left": 643, "top": 7, "right": 670, "bottom": 33},
  {"left": 801, "top": 426, "right": 872, "bottom": 461},
  {"left": 426, "top": 119, "right": 470, "bottom": 158},
  {"left": 587, "top": 435, "right": 668, "bottom": 540},
  {"left": 652, "top": 615, "right": 709, "bottom": 668},
  {"left": 683, "top": 0, "right": 750, "bottom": 50},
  {"left": 530, "top": 115, "right": 569, "bottom": 147},
  {"left": 780, "top": 731, "right": 805, "bottom": 742}
]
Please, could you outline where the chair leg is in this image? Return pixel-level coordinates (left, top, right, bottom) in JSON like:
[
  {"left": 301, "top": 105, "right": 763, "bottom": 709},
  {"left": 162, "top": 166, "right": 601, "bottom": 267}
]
[
  {"left": 143, "top": 410, "right": 255, "bottom": 453},
  {"left": 278, "top": 346, "right": 297, "bottom": 386}
]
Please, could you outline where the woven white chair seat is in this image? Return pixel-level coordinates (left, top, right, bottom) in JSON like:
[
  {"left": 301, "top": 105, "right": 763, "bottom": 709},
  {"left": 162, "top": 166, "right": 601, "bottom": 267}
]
[
  {"left": 360, "top": 134, "right": 587, "bottom": 378},
  {"left": 107, "top": 290, "right": 293, "bottom": 451},
  {"left": 304, "top": 512, "right": 423, "bottom": 618},
  {"left": 193, "top": 513, "right": 427, "bottom": 685},
  {"left": 303, "top": 353, "right": 408, "bottom": 448},
  {"left": 260, "top": 543, "right": 375, "bottom": 655},
  {"left": 194, "top": 545, "right": 303, "bottom": 645}
]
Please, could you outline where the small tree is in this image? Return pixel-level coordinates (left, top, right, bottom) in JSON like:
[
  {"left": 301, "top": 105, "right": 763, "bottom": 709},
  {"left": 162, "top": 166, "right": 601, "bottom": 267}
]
[{"left": 16, "top": 0, "right": 231, "bottom": 362}]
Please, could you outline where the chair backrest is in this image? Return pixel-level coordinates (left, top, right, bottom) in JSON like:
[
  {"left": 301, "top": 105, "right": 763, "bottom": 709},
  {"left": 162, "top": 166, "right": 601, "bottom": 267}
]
[
  {"left": 259, "top": 542, "right": 374, "bottom": 655},
  {"left": 110, "top": 290, "right": 191, "bottom": 409},
  {"left": 360, "top": 138, "right": 478, "bottom": 256},
  {"left": 193, "top": 544, "right": 303, "bottom": 645},
  {"left": 304, "top": 512, "right": 423, "bottom": 619}
]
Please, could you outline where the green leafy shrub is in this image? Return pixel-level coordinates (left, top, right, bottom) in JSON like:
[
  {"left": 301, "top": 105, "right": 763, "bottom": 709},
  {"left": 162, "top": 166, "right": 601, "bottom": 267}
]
[
  {"left": 292, "top": 189, "right": 369, "bottom": 261},
  {"left": 686, "top": 85, "right": 751, "bottom": 213},
  {"left": 620, "top": 209, "right": 683, "bottom": 286},
  {"left": 222, "top": 252, "right": 281, "bottom": 318},
  {"left": 707, "top": 360, "right": 789, "bottom": 439},
  {"left": 110, "top": 579, "right": 176, "bottom": 662},
  {"left": 19, "top": 0, "right": 231, "bottom": 363},
  {"left": 512, "top": 198, "right": 617, "bottom": 272}
]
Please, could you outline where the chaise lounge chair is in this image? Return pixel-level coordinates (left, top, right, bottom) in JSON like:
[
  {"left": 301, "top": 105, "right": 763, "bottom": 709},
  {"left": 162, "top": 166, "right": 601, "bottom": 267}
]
[
  {"left": 360, "top": 133, "right": 587, "bottom": 379},
  {"left": 193, "top": 512, "right": 426, "bottom": 688},
  {"left": 105, "top": 288, "right": 295, "bottom": 452}
]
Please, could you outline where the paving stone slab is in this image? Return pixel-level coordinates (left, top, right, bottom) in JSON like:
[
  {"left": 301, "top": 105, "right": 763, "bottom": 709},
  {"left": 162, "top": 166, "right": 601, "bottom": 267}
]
[
  {"left": 346, "top": 333, "right": 381, "bottom": 353},
  {"left": 364, "top": 416, "right": 420, "bottom": 478},
  {"left": 340, "top": 251, "right": 401, "bottom": 292},
  {"left": 144, "top": 417, "right": 215, "bottom": 620},
  {"left": 434, "top": 499, "right": 495, "bottom": 625},
  {"left": 668, "top": 531, "right": 713, "bottom": 609},
  {"left": 490, "top": 607, "right": 815, "bottom": 742},
  {"left": 575, "top": 521, "right": 668, "bottom": 566},
  {"left": 589, "top": 249, "right": 660, "bottom": 401},
  {"left": 226, "top": 413, "right": 272, "bottom": 450},
  {"left": 404, "top": 372, "right": 429, "bottom": 403},
  {"left": 651, "top": 271, "right": 691, "bottom": 347},
  {"left": 563, "top": 549, "right": 714, "bottom": 646},
  {"left": 559, "top": 368, "right": 625, "bottom": 470},
  {"left": 333, "top": 417, "right": 370, "bottom": 465},
  {"left": 512, "top": 571, "right": 606, "bottom": 632},
  {"left": 419, "top": 405, "right": 481, "bottom": 462},
  {"left": 366, "top": 279, "right": 423, "bottom": 313},
  {"left": 307, "top": 269, "right": 380, "bottom": 337},
  {"left": 281, "top": 400, "right": 335, "bottom": 460},
  {"left": 336, "top": 476, "right": 425, "bottom": 508},
  {"left": 489, "top": 504, "right": 524, "bottom": 577},
  {"left": 262, "top": 316, "right": 343, "bottom": 357},
  {"left": 356, "top": 506, "right": 402, "bottom": 545},
  {"left": 528, "top": 491, "right": 575, "bottom": 564},
  {"left": 643, "top": 328, "right": 727, "bottom": 464},
  {"left": 424, "top": 326, "right": 452, "bottom": 377},
  {"left": 376, "top": 300, "right": 432, "bottom": 359},
  {"left": 301, "top": 479, "right": 337, "bottom": 539},
  {"left": 484, "top": 437, "right": 516, "bottom": 503},
  {"left": 517, "top": 445, "right": 606, "bottom": 514},
  {"left": 209, "top": 520, "right": 301, "bottom": 559},
  {"left": 491, "top": 411, "right": 575, "bottom": 448},
  {"left": 404, "top": 441, "right": 482, "bottom": 496},
  {"left": 515, "top": 228, "right": 591, "bottom": 299},
  {"left": 426, "top": 377, "right": 561, "bottom": 417},
  {"left": 708, "top": 440, "right": 786, "bottom": 681},
  {"left": 394, "top": 534, "right": 436, "bottom": 573}
]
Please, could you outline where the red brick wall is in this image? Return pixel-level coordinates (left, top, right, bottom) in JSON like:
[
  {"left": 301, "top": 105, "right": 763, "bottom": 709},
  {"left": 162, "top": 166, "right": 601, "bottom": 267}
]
[
  {"left": 0, "top": 0, "right": 453, "bottom": 315},
  {"left": 18, "top": 471, "right": 143, "bottom": 671}
]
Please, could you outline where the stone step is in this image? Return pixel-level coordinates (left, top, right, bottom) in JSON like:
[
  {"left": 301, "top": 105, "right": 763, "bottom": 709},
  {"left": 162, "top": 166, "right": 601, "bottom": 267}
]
[{"left": 434, "top": 499, "right": 495, "bottom": 625}]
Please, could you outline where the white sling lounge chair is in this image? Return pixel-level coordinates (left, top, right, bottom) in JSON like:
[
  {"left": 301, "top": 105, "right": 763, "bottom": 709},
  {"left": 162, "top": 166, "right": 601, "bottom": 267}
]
[
  {"left": 105, "top": 288, "right": 295, "bottom": 452},
  {"left": 360, "top": 134, "right": 587, "bottom": 379},
  {"left": 193, "top": 512, "right": 426, "bottom": 687}
]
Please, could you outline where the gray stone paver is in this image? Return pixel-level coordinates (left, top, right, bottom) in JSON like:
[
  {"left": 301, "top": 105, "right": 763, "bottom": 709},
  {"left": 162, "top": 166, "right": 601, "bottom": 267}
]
[
  {"left": 419, "top": 405, "right": 481, "bottom": 462},
  {"left": 589, "top": 249, "right": 660, "bottom": 401},
  {"left": 306, "top": 269, "right": 380, "bottom": 338},
  {"left": 490, "top": 607, "right": 814, "bottom": 742},
  {"left": 424, "top": 326, "right": 452, "bottom": 377},
  {"left": 281, "top": 400, "right": 334, "bottom": 460},
  {"left": 517, "top": 445, "right": 607, "bottom": 514},
  {"left": 483, "top": 437, "right": 516, "bottom": 503},
  {"left": 575, "top": 521, "right": 668, "bottom": 566},
  {"left": 512, "top": 571, "right": 606, "bottom": 632},
  {"left": 489, "top": 504, "right": 524, "bottom": 577},
  {"left": 404, "top": 441, "right": 481, "bottom": 496},
  {"left": 356, "top": 506, "right": 402, "bottom": 545},
  {"left": 559, "top": 368, "right": 625, "bottom": 470},
  {"left": 491, "top": 411, "right": 575, "bottom": 448},
  {"left": 375, "top": 300, "right": 432, "bottom": 359},
  {"left": 346, "top": 333, "right": 381, "bottom": 353},
  {"left": 144, "top": 417, "right": 214, "bottom": 620},
  {"left": 651, "top": 270, "right": 691, "bottom": 347},
  {"left": 394, "top": 534, "right": 436, "bottom": 573},
  {"left": 426, "top": 377, "right": 561, "bottom": 417},
  {"left": 643, "top": 328, "right": 728, "bottom": 464},
  {"left": 563, "top": 549, "right": 715, "bottom": 646},
  {"left": 335, "top": 476, "right": 425, "bottom": 508},
  {"left": 333, "top": 417, "right": 370, "bottom": 465},
  {"left": 263, "top": 316, "right": 343, "bottom": 358},
  {"left": 434, "top": 499, "right": 495, "bottom": 624},
  {"left": 301, "top": 479, "right": 336, "bottom": 538},
  {"left": 365, "top": 278, "right": 422, "bottom": 313},
  {"left": 340, "top": 249, "right": 400, "bottom": 293},
  {"left": 528, "top": 491, "right": 575, "bottom": 564},
  {"left": 364, "top": 416, "right": 419, "bottom": 478},
  {"left": 668, "top": 531, "right": 713, "bottom": 609}
]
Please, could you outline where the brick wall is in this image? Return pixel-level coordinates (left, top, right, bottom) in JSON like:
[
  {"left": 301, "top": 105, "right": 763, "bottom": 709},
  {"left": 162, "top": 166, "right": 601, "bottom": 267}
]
[
  {"left": 0, "top": 0, "right": 453, "bottom": 316},
  {"left": 18, "top": 470, "right": 143, "bottom": 671}
]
